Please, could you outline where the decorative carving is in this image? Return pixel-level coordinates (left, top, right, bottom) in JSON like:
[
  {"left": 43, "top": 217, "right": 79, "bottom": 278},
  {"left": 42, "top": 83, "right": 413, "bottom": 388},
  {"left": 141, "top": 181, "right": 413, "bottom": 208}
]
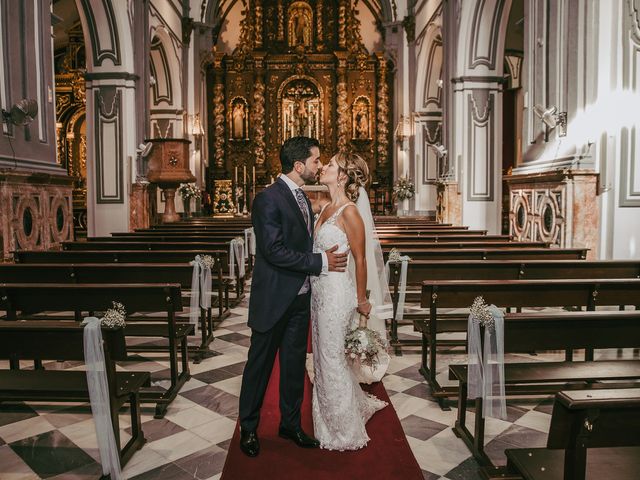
[
  {"left": 346, "top": 0, "right": 368, "bottom": 55},
  {"left": 351, "top": 95, "right": 372, "bottom": 140},
  {"left": 213, "top": 82, "right": 225, "bottom": 168},
  {"left": 255, "top": 1, "right": 263, "bottom": 48},
  {"left": 252, "top": 76, "right": 267, "bottom": 166},
  {"left": 235, "top": 0, "right": 254, "bottom": 58},
  {"left": 336, "top": 79, "right": 349, "bottom": 150},
  {"left": 213, "top": 179, "right": 235, "bottom": 216},
  {"left": 229, "top": 96, "right": 250, "bottom": 140},
  {"left": 402, "top": 15, "right": 416, "bottom": 43},
  {"left": 338, "top": 0, "right": 347, "bottom": 48},
  {"left": 277, "top": 0, "right": 285, "bottom": 41},
  {"left": 376, "top": 54, "right": 390, "bottom": 170},
  {"left": 316, "top": 0, "right": 324, "bottom": 49}
]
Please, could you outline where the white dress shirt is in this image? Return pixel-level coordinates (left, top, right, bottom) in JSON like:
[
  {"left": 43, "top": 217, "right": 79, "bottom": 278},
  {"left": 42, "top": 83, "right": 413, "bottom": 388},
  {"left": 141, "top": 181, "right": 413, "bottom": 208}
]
[{"left": 279, "top": 174, "right": 328, "bottom": 294}]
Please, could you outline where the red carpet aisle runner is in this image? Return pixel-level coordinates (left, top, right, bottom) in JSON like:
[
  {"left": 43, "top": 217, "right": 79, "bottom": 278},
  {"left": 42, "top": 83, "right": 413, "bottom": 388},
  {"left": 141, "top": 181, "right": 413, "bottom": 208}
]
[{"left": 221, "top": 355, "right": 423, "bottom": 480}]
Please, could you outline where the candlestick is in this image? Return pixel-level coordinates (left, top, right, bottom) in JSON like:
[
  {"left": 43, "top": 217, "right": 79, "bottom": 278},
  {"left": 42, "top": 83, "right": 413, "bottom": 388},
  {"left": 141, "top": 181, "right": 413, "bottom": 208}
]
[
  {"left": 243, "top": 166, "right": 248, "bottom": 216},
  {"left": 234, "top": 166, "right": 238, "bottom": 188},
  {"left": 252, "top": 165, "right": 256, "bottom": 185}
]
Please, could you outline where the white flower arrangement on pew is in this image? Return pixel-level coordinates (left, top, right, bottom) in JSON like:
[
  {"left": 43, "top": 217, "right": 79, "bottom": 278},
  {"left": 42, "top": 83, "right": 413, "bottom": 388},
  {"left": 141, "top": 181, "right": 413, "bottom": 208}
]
[
  {"left": 469, "top": 296, "right": 497, "bottom": 329},
  {"left": 178, "top": 182, "right": 201, "bottom": 200},
  {"left": 193, "top": 254, "right": 216, "bottom": 270},
  {"left": 387, "top": 247, "right": 411, "bottom": 263},
  {"left": 100, "top": 301, "right": 126, "bottom": 329}
]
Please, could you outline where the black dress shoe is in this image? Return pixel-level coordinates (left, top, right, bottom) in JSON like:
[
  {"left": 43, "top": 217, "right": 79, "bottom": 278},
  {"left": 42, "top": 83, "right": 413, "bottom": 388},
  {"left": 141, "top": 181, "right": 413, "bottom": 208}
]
[
  {"left": 278, "top": 426, "right": 320, "bottom": 448},
  {"left": 240, "top": 429, "right": 259, "bottom": 457}
]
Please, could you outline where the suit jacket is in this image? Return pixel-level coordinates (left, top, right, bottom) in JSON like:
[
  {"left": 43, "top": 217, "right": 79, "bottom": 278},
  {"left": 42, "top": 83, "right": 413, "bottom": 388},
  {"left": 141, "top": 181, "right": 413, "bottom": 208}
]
[{"left": 248, "top": 177, "right": 323, "bottom": 332}]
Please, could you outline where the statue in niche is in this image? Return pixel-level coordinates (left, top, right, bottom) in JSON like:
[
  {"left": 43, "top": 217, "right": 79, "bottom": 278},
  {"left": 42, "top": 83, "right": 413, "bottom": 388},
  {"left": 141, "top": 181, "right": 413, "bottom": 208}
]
[
  {"left": 352, "top": 97, "right": 371, "bottom": 140},
  {"left": 281, "top": 79, "right": 321, "bottom": 141},
  {"left": 230, "top": 98, "right": 249, "bottom": 140},
  {"left": 288, "top": 3, "right": 312, "bottom": 48},
  {"left": 294, "top": 97, "right": 309, "bottom": 136}
]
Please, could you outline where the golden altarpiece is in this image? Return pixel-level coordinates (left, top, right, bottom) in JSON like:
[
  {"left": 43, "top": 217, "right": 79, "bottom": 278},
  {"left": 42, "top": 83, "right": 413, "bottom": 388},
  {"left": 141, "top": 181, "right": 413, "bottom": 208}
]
[{"left": 205, "top": 0, "right": 393, "bottom": 205}]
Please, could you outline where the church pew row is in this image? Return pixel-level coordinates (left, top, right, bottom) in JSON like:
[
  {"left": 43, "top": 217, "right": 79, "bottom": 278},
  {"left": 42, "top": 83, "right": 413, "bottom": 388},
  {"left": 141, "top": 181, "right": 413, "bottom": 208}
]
[
  {"left": 0, "top": 283, "right": 188, "bottom": 418},
  {"left": 489, "top": 389, "right": 640, "bottom": 480},
  {"left": 14, "top": 249, "right": 246, "bottom": 302},
  {"left": 444, "top": 310, "right": 640, "bottom": 466},
  {"left": 0, "top": 321, "right": 149, "bottom": 466},
  {"left": 68, "top": 240, "right": 549, "bottom": 251},
  {"left": 0, "top": 262, "right": 230, "bottom": 363},
  {"left": 382, "top": 247, "right": 588, "bottom": 261},
  {"left": 414, "top": 278, "right": 640, "bottom": 406},
  {"left": 387, "top": 259, "right": 640, "bottom": 350},
  {"left": 102, "top": 232, "right": 505, "bottom": 242}
]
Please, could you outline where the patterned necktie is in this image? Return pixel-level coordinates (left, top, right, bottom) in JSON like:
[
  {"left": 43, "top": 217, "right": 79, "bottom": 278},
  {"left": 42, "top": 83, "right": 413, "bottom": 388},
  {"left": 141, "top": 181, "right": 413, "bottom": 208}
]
[{"left": 294, "top": 188, "right": 311, "bottom": 234}]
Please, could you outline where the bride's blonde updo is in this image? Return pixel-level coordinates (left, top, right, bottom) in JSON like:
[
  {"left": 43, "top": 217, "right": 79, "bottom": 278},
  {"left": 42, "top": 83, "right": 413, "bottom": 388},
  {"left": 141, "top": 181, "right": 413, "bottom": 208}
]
[{"left": 333, "top": 152, "right": 370, "bottom": 202}]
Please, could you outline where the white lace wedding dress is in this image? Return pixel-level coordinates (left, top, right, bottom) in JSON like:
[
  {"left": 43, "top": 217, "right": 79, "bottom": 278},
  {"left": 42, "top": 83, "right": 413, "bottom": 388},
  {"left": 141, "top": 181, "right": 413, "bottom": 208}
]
[{"left": 310, "top": 203, "right": 387, "bottom": 451}]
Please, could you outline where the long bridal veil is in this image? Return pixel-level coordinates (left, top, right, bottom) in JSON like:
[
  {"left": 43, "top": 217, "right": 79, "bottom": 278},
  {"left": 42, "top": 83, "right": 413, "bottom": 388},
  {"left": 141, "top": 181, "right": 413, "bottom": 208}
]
[{"left": 352, "top": 187, "right": 393, "bottom": 335}]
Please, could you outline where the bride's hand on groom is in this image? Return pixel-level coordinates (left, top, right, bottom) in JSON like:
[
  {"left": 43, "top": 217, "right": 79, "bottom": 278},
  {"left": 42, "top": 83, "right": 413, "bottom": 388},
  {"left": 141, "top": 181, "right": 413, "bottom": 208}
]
[{"left": 325, "top": 245, "right": 348, "bottom": 272}]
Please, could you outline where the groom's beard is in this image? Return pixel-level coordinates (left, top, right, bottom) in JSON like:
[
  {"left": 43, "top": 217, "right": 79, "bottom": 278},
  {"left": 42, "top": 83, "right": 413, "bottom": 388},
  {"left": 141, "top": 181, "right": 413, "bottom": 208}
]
[{"left": 300, "top": 167, "right": 318, "bottom": 185}]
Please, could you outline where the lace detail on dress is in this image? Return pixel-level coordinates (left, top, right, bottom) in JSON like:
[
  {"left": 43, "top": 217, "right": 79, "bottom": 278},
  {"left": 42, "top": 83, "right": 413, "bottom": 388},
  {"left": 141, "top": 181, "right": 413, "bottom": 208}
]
[{"left": 310, "top": 202, "right": 387, "bottom": 451}]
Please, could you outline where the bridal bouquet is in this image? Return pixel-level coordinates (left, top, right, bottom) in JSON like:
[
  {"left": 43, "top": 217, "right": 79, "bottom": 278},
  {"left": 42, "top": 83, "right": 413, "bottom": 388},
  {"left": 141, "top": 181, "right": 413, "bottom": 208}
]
[{"left": 345, "top": 326, "right": 388, "bottom": 372}]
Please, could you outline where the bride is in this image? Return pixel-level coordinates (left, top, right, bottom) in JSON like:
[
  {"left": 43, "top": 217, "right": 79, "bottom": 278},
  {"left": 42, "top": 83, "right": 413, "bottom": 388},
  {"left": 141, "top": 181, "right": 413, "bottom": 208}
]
[{"left": 310, "top": 152, "right": 390, "bottom": 451}]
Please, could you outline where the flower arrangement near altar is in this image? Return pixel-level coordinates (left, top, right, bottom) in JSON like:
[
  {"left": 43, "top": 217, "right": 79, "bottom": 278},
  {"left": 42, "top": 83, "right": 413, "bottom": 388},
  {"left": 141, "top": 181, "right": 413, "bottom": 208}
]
[
  {"left": 178, "top": 182, "right": 201, "bottom": 199},
  {"left": 100, "top": 301, "right": 126, "bottom": 329},
  {"left": 344, "top": 326, "right": 388, "bottom": 370},
  {"left": 393, "top": 176, "right": 415, "bottom": 201}
]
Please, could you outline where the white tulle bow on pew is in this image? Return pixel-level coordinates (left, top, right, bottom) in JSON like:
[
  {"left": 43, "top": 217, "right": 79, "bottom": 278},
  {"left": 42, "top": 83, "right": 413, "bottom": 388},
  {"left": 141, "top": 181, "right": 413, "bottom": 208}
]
[
  {"left": 229, "top": 237, "right": 246, "bottom": 280},
  {"left": 189, "top": 255, "right": 215, "bottom": 333},
  {"left": 384, "top": 248, "right": 411, "bottom": 322},
  {"left": 467, "top": 297, "right": 507, "bottom": 420}
]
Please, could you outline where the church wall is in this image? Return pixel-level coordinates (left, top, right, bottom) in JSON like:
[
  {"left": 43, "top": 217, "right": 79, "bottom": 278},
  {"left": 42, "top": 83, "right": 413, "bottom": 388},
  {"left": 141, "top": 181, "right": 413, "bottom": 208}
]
[
  {"left": 517, "top": 0, "right": 640, "bottom": 259},
  {"left": 0, "top": 1, "right": 73, "bottom": 258}
]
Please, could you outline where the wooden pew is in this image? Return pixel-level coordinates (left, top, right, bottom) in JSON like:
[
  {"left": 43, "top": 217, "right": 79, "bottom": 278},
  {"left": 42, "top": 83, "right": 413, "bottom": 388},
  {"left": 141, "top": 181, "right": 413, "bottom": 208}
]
[
  {"left": 378, "top": 240, "right": 550, "bottom": 249},
  {"left": 0, "top": 321, "right": 149, "bottom": 466},
  {"left": 13, "top": 249, "right": 246, "bottom": 303},
  {"left": 388, "top": 260, "right": 640, "bottom": 350},
  {"left": 0, "top": 283, "right": 188, "bottom": 418},
  {"left": 502, "top": 389, "right": 640, "bottom": 480},
  {"left": 0, "top": 263, "right": 230, "bottom": 362},
  {"left": 417, "top": 278, "right": 640, "bottom": 406},
  {"left": 447, "top": 310, "right": 640, "bottom": 465},
  {"left": 383, "top": 247, "right": 588, "bottom": 261}
]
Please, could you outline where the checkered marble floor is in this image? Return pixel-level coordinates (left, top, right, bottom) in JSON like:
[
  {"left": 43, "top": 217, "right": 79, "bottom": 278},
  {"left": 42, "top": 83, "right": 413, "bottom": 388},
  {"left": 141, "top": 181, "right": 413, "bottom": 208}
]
[{"left": 1, "top": 293, "right": 638, "bottom": 479}]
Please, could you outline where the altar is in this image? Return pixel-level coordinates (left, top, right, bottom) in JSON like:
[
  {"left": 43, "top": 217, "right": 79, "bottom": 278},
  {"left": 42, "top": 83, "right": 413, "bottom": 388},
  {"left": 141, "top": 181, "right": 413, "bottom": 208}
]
[{"left": 205, "top": 0, "right": 393, "bottom": 215}]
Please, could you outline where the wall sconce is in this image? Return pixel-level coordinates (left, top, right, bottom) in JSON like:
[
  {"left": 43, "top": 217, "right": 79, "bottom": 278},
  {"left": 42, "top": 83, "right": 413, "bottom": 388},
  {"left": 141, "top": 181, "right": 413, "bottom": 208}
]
[
  {"left": 191, "top": 113, "right": 205, "bottom": 150},
  {"left": 394, "top": 114, "right": 414, "bottom": 151},
  {"left": 533, "top": 104, "right": 567, "bottom": 139}
]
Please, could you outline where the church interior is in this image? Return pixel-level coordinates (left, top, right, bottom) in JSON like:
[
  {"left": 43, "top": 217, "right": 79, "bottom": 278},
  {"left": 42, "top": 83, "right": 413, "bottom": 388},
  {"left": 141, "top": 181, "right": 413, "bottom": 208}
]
[{"left": 0, "top": 0, "right": 639, "bottom": 479}]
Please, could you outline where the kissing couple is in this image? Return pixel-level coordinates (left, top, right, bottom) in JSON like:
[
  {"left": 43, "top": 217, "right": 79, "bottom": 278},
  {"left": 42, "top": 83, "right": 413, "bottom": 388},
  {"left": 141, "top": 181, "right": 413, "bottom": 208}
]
[{"left": 238, "top": 136, "right": 391, "bottom": 456}]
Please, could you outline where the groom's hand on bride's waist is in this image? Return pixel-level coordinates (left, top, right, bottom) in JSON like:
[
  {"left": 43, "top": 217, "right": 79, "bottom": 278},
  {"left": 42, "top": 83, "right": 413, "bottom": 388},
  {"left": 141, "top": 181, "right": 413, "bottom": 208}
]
[{"left": 325, "top": 245, "right": 348, "bottom": 272}]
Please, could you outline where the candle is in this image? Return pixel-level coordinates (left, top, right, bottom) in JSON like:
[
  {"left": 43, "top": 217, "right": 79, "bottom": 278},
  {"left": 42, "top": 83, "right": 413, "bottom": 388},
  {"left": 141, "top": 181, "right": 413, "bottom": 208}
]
[
  {"left": 234, "top": 166, "right": 238, "bottom": 187},
  {"left": 252, "top": 165, "right": 256, "bottom": 184},
  {"left": 243, "top": 165, "right": 247, "bottom": 186}
]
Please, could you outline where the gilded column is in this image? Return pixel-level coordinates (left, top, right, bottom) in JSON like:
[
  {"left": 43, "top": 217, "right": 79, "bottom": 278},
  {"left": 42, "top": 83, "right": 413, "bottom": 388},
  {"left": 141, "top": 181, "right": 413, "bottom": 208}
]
[
  {"left": 336, "top": 53, "right": 349, "bottom": 151},
  {"left": 252, "top": 58, "right": 266, "bottom": 170},
  {"left": 375, "top": 53, "right": 390, "bottom": 170},
  {"left": 212, "top": 54, "right": 226, "bottom": 170},
  {"left": 277, "top": 0, "right": 284, "bottom": 41},
  {"left": 254, "top": 0, "right": 263, "bottom": 48},
  {"left": 316, "top": 0, "right": 324, "bottom": 49},
  {"left": 338, "top": 0, "right": 347, "bottom": 49}
]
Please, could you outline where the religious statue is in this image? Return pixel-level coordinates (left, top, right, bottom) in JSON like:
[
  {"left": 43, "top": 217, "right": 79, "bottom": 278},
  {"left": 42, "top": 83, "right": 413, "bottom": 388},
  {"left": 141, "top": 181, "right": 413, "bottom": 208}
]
[
  {"left": 355, "top": 104, "right": 369, "bottom": 139},
  {"left": 230, "top": 98, "right": 249, "bottom": 140},
  {"left": 294, "top": 98, "right": 309, "bottom": 136},
  {"left": 287, "top": 3, "right": 312, "bottom": 48},
  {"left": 352, "top": 99, "right": 371, "bottom": 140}
]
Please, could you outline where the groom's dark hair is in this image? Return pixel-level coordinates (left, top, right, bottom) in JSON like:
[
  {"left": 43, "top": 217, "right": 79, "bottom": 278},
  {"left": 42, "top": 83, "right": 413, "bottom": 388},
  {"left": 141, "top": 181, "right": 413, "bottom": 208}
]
[{"left": 280, "top": 136, "right": 320, "bottom": 174}]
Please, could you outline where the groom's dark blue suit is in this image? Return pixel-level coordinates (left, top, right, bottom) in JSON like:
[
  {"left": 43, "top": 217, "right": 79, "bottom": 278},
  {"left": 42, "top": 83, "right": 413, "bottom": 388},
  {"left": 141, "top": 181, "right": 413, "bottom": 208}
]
[{"left": 239, "top": 177, "right": 323, "bottom": 432}]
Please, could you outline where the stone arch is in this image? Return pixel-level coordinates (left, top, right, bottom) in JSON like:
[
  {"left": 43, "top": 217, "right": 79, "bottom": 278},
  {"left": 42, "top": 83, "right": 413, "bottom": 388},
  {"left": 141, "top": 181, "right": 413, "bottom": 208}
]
[{"left": 148, "top": 26, "right": 184, "bottom": 138}]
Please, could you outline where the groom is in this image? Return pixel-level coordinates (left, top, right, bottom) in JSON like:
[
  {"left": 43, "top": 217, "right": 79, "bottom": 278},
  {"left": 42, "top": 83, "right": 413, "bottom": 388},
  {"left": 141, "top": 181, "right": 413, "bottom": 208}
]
[{"left": 238, "top": 136, "right": 347, "bottom": 457}]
